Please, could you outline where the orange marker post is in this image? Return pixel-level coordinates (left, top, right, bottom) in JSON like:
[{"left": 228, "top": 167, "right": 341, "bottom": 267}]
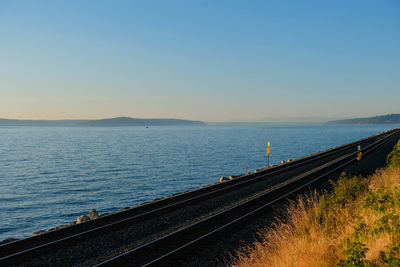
[{"left": 266, "top": 141, "right": 271, "bottom": 166}]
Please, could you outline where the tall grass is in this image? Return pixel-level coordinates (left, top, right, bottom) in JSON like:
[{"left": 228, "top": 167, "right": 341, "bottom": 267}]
[{"left": 231, "top": 140, "right": 400, "bottom": 267}]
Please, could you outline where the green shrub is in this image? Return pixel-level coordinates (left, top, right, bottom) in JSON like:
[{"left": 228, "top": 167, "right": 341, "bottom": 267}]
[
  {"left": 372, "top": 213, "right": 400, "bottom": 236},
  {"left": 337, "top": 238, "right": 368, "bottom": 267},
  {"left": 387, "top": 141, "right": 400, "bottom": 167},
  {"left": 353, "top": 222, "right": 369, "bottom": 240},
  {"left": 321, "top": 175, "right": 368, "bottom": 208},
  {"left": 364, "top": 187, "right": 397, "bottom": 212},
  {"left": 381, "top": 241, "right": 400, "bottom": 266}
]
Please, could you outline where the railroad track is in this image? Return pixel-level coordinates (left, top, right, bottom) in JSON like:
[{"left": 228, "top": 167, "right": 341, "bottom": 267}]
[
  {"left": 0, "top": 129, "right": 398, "bottom": 266},
  {"left": 94, "top": 129, "right": 400, "bottom": 266}
]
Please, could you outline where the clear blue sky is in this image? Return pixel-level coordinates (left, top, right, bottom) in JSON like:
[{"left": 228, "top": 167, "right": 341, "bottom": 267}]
[{"left": 0, "top": 0, "right": 399, "bottom": 122}]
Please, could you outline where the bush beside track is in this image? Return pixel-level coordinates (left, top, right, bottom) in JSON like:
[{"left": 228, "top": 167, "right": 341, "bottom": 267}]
[{"left": 231, "top": 139, "right": 400, "bottom": 267}]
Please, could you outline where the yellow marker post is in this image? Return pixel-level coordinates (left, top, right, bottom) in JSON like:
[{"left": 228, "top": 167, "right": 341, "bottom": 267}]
[
  {"left": 266, "top": 141, "right": 271, "bottom": 166},
  {"left": 357, "top": 152, "right": 362, "bottom": 161}
]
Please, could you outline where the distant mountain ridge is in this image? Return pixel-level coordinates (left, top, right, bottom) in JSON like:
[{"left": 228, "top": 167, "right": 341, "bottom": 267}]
[
  {"left": 0, "top": 117, "right": 206, "bottom": 126},
  {"left": 327, "top": 114, "right": 400, "bottom": 124}
]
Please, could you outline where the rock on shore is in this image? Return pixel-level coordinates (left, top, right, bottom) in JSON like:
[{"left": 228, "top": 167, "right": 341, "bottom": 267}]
[
  {"left": 33, "top": 208, "right": 101, "bottom": 236},
  {"left": 89, "top": 209, "right": 99, "bottom": 220}
]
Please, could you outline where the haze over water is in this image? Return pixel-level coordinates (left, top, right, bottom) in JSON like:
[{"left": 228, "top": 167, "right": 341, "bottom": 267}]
[{"left": 0, "top": 124, "right": 398, "bottom": 240}]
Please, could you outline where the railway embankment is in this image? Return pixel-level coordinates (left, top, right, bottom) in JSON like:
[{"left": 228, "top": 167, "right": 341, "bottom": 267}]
[{"left": 231, "top": 139, "right": 400, "bottom": 267}]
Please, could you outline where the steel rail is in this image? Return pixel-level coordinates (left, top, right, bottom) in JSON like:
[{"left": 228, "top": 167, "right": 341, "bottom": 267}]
[
  {"left": 0, "top": 129, "right": 397, "bottom": 264},
  {"left": 94, "top": 129, "right": 399, "bottom": 266}
]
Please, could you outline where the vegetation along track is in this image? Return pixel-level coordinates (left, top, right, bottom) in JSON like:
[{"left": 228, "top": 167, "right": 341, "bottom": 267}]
[
  {"left": 95, "top": 129, "right": 400, "bottom": 266},
  {"left": 0, "top": 129, "right": 398, "bottom": 266}
]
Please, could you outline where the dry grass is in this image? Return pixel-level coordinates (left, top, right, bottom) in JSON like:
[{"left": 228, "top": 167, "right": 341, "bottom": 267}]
[
  {"left": 369, "top": 167, "right": 400, "bottom": 191},
  {"left": 231, "top": 141, "right": 400, "bottom": 267},
  {"left": 232, "top": 193, "right": 350, "bottom": 267}
]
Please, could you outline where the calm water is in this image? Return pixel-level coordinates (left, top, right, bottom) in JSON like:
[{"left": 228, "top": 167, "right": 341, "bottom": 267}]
[{"left": 0, "top": 124, "right": 398, "bottom": 240}]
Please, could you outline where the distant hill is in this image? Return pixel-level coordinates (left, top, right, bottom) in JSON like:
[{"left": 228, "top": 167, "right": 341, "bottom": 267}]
[
  {"left": 327, "top": 114, "right": 400, "bottom": 124},
  {"left": 0, "top": 117, "right": 206, "bottom": 126}
]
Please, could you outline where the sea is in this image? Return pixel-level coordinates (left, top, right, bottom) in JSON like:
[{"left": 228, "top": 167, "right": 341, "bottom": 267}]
[{"left": 0, "top": 124, "right": 399, "bottom": 241}]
